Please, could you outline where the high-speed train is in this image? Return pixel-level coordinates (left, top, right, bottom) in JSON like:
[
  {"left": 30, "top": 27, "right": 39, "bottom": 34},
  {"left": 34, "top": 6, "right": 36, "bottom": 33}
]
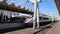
[
  {"left": 0, "top": 9, "right": 52, "bottom": 29},
  {"left": 24, "top": 15, "right": 52, "bottom": 26}
]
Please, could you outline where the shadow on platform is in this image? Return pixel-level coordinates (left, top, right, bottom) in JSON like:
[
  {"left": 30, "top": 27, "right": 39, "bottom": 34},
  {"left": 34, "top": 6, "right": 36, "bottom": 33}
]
[{"left": 33, "top": 26, "right": 52, "bottom": 34}]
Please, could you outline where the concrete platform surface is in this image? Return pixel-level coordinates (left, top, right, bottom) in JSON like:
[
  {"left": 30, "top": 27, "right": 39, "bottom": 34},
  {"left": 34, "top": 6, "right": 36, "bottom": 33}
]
[{"left": 46, "top": 21, "right": 60, "bottom": 34}]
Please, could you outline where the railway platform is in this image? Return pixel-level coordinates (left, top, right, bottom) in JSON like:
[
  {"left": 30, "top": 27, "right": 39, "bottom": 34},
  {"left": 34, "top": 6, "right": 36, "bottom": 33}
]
[{"left": 46, "top": 21, "right": 60, "bottom": 34}]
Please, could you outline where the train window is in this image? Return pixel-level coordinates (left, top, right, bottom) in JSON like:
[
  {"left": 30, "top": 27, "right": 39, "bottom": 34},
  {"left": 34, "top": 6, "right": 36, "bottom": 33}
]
[{"left": 39, "top": 16, "right": 49, "bottom": 20}]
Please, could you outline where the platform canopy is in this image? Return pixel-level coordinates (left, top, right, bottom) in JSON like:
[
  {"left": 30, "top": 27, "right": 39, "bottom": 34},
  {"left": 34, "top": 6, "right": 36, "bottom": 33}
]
[
  {"left": 0, "top": 0, "right": 33, "bottom": 14},
  {"left": 55, "top": 0, "right": 60, "bottom": 15}
]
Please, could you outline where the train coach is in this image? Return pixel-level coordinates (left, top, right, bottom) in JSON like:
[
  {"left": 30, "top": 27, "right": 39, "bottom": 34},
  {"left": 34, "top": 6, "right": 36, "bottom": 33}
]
[{"left": 24, "top": 15, "right": 52, "bottom": 26}]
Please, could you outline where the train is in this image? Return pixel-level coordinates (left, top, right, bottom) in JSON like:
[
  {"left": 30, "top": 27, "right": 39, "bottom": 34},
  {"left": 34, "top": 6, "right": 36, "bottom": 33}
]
[
  {"left": 0, "top": 10, "right": 53, "bottom": 29},
  {"left": 0, "top": 14, "right": 52, "bottom": 29},
  {"left": 0, "top": 13, "right": 26, "bottom": 29},
  {"left": 24, "top": 15, "right": 52, "bottom": 26}
]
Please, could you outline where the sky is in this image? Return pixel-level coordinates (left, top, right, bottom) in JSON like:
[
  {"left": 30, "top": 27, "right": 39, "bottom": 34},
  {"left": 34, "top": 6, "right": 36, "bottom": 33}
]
[{"left": 7, "top": 0, "right": 60, "bottom": 19}]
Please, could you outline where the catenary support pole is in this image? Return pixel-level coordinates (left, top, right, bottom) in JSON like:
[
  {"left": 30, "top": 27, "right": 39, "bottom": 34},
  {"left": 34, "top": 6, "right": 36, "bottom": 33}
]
[
  {"left": 33, "top": 1, "right": 37, "bottom": 29},
  {"left": 37, "top": 4, "right": 40, "bottom": 28},
  {"left": 52, "top": 14, "right": 54, "bottom": 23}
]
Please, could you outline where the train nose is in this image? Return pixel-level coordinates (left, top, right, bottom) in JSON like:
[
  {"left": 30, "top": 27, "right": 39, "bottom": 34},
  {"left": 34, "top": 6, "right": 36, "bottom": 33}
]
[{"left": 24, "top": 18, "right": 31, "bottom": 23}]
